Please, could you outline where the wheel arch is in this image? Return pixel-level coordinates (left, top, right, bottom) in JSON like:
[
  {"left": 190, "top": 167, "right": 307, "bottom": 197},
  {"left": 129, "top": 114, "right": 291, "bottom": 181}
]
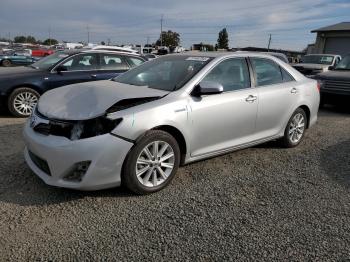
[
  {"left": 298, "top": 105, "right": 311, "bottom": 128},
  {"left": 150, "top": 125, "right": 188, "bottom": 165},
  {"left": 6, "top": 84, "right": 43, "bottom": 97}
]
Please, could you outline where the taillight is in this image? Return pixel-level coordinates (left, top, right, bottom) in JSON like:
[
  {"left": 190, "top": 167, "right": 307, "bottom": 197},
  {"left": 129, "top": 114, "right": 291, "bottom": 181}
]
[{"left": 316, "top": 82, "right": 321, "bottom": 92}]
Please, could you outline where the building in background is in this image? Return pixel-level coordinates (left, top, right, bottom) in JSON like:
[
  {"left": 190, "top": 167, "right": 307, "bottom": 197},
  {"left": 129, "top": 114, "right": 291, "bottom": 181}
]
[{"left": 311, "top": 22, "right": 350, "bottom": 57}]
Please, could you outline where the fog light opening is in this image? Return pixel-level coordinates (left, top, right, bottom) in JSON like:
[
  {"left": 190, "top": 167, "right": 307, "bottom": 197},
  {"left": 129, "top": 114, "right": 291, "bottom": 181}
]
[{"left": 63, "top": 161, "right": 91, "bottom": 182}]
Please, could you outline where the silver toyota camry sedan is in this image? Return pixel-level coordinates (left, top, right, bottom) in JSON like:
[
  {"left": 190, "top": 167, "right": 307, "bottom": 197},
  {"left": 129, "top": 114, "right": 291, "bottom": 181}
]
[{"left": 23, "top": 52, "right": 320, "bottom": 194}]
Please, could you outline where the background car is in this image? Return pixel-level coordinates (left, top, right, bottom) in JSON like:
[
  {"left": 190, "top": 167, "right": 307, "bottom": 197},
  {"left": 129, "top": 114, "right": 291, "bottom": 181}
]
[
  {"left": 0, "top": 50, "right": 146, "bottom": 117},
  {"left": 313, "top": 54, "right": 350, "bottom": 106},
  {"left": 263, "top": 52, "right": 289, "bottom": 63},
  {"left": 292, "top": 54, "right": 341, "bottom": 76},
  {"left": 0, "top": 51, "right": 37, "bottom": 67},
  {"left": 23, "top": 52, "right": 320, "bottom": 194},
  {"left": 143, "top": 54, "right": 158, "bottom": 60}
]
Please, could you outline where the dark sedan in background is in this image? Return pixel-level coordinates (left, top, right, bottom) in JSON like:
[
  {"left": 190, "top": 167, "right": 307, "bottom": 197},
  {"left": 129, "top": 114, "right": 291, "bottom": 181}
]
[
  {"left": 313, "top": 54, "right": 350, "bottom": 106},
  {"left": 0, "top": 50, "right": 146, "bottom": 117}
]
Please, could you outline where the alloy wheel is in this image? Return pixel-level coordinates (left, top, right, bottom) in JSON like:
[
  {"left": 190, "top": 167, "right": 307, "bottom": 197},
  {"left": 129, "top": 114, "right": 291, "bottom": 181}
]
[
  {"left": 13, "top": 92, "right": 38, "bottom": 116},
  {"left": 136, "top": 141, "right": 175, "bottom": 187},
  {"left": 288, "top": 113, "right": 305, "bottom": 143}
]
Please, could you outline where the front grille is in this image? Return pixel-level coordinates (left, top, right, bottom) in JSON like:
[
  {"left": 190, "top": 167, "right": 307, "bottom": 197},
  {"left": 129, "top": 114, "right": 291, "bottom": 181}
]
[
  {"left": 324, "top": 80, "right": 350, "bottom": 92},
  {"left": 28, "top": 150, "right": 51, "bottom": 176}
]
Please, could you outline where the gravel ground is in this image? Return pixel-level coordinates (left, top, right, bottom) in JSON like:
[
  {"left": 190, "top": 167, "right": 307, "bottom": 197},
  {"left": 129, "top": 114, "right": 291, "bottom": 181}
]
[{"left": 0, "top": 106, "right": 349, "bottom": 261}]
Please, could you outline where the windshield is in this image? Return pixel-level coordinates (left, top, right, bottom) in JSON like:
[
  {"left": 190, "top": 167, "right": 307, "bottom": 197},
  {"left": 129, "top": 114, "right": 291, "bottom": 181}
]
[
  {"left": 113, "top": 55, "right": 213, "bottom": 91},
  {"left": 30, "top": 51, "right": 70, "bottom": 70},
  {"left": 300, "top": 55, "right": 334, "bottom": 65},
  {"left": 335, "top": 56, "right": 350, "bottom": 70}
]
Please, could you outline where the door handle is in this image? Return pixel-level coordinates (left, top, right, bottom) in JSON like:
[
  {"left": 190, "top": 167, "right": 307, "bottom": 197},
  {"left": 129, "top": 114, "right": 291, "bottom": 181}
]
[
  {"left": 290, "top": 88, "right": 298, "bottom": 94},
  {"left": 91, "top": 74, "right": 97, "bottom": 78},
  {"left": 245, "top": 95, "right": 257, "bottom": 103}
]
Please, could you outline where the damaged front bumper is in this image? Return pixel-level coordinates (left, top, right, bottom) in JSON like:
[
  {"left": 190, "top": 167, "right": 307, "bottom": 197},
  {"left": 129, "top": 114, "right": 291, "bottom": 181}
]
[{"left": 23, "top": 121, "right": 133, "bottom": 190}]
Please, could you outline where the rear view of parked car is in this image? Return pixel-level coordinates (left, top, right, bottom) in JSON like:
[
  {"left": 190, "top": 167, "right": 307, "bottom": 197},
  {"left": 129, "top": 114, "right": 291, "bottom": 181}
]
[
  {"left": 0, "top": 50, "right": 146, "bottom": 117},
  {"left": 23, "top": 52, "right": 320, "bottom": 194}
]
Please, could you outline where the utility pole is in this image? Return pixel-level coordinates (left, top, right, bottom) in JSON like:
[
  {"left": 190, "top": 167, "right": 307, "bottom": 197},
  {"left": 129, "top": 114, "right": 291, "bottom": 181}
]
[
  {"left": 146, "top": 36, "right": 150, "bottom": 46},
  {"left": 87, "top": 25, "right": 90, "bottom": 44},
  {"left": 267, "top": 34, "right": 272, "bottom": 52},
  {"left": 49, "top": 26, "right": 51, "bottom": 46},
  {"left": 160, "top": 14, "right": 163, "bottom": 47},
  {"left": 8, "top": 32, "right": 11, "bottom": 43}
]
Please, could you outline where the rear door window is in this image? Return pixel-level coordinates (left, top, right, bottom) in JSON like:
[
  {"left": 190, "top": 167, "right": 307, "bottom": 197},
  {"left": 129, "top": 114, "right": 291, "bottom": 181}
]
[
  {"left": 100, "top": 54, "right": 129, "bottom": 70},
  {"left": 251, "top": 58, "right": 283, "bottom": 86},
  {"left": 126, "top": 57, "right": 145, "bottom": 68},
  {"left": 280, "top": 67, "right": 295, "bottom": 82}
]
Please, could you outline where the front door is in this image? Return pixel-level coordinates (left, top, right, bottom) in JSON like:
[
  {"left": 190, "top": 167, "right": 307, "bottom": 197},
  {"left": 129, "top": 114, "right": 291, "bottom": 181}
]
[
  {"left": 188, "top": 57, "right": 258, "bottom": 157},
  {"left": 48, "top": 53, "right": 99, "bottom": 89}
]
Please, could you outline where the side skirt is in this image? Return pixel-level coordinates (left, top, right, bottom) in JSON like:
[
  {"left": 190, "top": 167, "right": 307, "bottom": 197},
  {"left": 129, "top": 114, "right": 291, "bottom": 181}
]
[{"left": 184, "top": 134, "right": 282, "bottom": 164}]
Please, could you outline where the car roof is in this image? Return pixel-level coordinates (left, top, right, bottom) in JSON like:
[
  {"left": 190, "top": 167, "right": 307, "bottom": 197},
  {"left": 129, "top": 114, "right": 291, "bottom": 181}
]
[
  {"left": 58, "top": 49, "right": 142, "bottom": 56},
  {"left": 304, "top": 54, "right": 339, "bottom": 56},
  {"left": 168, "top": 51, "right": 285, "bottom": 59}
]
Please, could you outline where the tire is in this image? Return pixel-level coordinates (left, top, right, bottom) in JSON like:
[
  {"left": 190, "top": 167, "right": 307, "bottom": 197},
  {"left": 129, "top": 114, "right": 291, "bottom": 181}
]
[
  {"left": 2, "top": 59, "right": 11, "bottom": 67},
  {"left": 122, "top": 130, "right": 180, "bottom": 195},
  {"left": 281, "top": 108, "right": 307, "bottom": 148},
  {"left": 7, "top": 88, "right": 40, "bottom": 117}
]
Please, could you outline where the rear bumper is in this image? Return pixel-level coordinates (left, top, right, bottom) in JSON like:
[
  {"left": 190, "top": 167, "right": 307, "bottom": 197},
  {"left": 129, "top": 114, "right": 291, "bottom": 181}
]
[{"left": 23, "top": 121, "right": 133, "bottom": 190}]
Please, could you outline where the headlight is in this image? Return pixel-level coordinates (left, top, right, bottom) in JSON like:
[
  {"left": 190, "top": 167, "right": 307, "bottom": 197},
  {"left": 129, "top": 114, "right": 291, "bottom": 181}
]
[{"left": 32, "top": 112, "right": 123, "bottom": 141}]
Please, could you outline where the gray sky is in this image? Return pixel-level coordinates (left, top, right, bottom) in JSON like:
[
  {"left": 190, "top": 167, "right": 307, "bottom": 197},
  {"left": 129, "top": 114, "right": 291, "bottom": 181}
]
[{"left": 0, "top": 0, "right": 349, "bottom": 50}]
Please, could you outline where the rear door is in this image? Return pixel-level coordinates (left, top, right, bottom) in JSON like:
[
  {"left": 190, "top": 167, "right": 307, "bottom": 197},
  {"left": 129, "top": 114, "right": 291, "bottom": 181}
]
[
  {"left": 250, "top": 57, "right": 300, "bottom": 139},
  {"left": 48, "top": 53, "right": 99, "bottom": 89},
  {"left": 189, "top": 57, "right": 258, "bottom": 157}
]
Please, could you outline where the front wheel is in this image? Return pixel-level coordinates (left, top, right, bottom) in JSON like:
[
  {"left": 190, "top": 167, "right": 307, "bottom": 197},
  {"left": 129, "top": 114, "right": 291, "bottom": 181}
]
[
  {"left": 8, "top": 88, "right": 40, "bottom": 117},
  {"left": 122, "top": 130, "right": 180, "bottom": 194},
  {"left": 281, "top": 108, "right": 307, "bottom": 148}
]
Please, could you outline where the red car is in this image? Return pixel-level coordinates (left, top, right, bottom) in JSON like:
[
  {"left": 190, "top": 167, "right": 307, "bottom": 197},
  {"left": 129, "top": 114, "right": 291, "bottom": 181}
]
[{"left": 31, "top": 49, "right": 54, "bottom": 57}]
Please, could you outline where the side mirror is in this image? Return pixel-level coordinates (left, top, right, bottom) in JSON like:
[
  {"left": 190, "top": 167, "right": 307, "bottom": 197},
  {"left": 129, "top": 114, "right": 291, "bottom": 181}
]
[
  {"left": 56, "top": 65, "right": 67, "bottom": 73},
  {"left": 328, "top": 66, "right": 334, "bottom": 70},
  {"left": 192, "top": 81, "right": 224, "bottom": 96}
]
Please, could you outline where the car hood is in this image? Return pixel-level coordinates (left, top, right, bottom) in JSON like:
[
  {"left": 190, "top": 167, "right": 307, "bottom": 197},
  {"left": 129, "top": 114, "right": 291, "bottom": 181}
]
[
  {"left": 37, "top": 80, "right": 169, "bottom": 120},
  {"left": 315, "top": 70, "right": 350, "bottom": 81},
  {"left": 0, "top": 66, "right": 42, "bottom": 78},
  {"left": 292, "top": 63, "right": 329, "bottom": 70}
]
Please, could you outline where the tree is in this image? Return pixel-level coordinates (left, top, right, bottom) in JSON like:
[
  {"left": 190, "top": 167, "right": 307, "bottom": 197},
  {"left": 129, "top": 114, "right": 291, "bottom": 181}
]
[
  {"left": 14, "top": 35, "right": 37, "bottom": 44},
  {"left": 14, "top": 35, "right": 27, "bottom": 43},
  {"left": 100, "top": 41, "right": 106, "bottom": 45},
  {"left": 26, "top": 36, "right": 36, "bottom": 44},
  {"left": 217, "top": 28, "right": 229, "bottom": 49},
  {"left": 43, "top": 38, "right": 58, "bottom": 45},
  {"left": 156, "top": 30, "right": 180, "bottom": 47}
]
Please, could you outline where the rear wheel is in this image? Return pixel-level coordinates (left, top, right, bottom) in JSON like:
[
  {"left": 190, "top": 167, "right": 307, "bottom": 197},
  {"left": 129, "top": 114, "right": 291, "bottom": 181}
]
[
  {"left": 8, "top": 88, "right": 39, "bottom": 117},
  {"left": 122, "top": 130, "right": 180, "bottom": 194},
  {"left": 2, "top": 59, "right": 11, "bottom": 67},
  {"left": 281, "top": 108, "right": 307, "bottom": 148}
]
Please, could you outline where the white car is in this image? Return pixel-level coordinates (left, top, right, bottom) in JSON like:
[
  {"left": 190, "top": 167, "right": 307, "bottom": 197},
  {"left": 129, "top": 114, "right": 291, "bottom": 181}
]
[
  {"left": 23, "top": 52, "right": 320, "bottom": 194},
  {"left": 292, "top": 54, "right": 341, "bottom": 76}
]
